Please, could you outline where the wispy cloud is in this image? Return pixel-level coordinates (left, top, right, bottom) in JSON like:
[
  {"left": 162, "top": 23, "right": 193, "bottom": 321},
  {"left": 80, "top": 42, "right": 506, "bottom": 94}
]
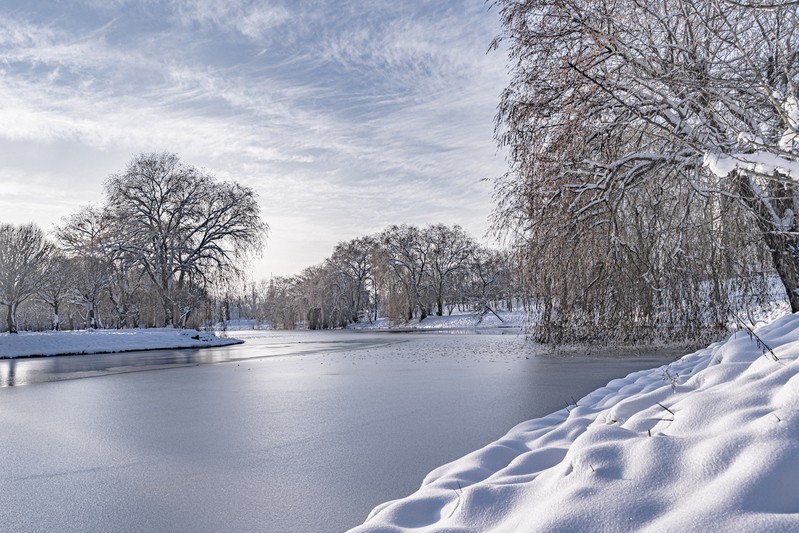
[
  {"left": 171, "top": 0, "right": 291, "bottom": 44},
  {"left": 0, "top": 0, "right": 507, "bottom": 276}
]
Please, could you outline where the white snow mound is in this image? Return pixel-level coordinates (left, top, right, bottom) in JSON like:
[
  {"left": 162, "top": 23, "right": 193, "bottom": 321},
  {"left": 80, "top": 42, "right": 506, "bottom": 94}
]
[
  {"left": 351, "top": 314, "right": 799, "bottom": 532},
  {"left": 0, "top": 328, "right": 241, "bottom": 358}
]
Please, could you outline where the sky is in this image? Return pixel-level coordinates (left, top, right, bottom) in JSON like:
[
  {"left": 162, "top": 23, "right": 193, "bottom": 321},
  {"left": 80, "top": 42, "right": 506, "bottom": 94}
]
[{"left": 0, "top": 0, "right": 508, "bottom": 279}]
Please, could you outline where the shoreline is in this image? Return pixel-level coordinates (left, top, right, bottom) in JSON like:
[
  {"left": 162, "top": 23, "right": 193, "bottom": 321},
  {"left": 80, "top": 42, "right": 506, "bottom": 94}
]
[{"left": 0, "top": 328, "right": 243, "bottom": 359}]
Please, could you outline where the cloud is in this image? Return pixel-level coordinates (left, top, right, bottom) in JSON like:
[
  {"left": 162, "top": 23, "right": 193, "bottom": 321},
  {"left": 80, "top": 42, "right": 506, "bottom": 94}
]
[
  {"left": 0, "top": 0, "right": 508, "bottom": 276},
  {"left": 171, "top": 0, "right": 290, "bottom": 44},
  {"left": 236, "top": 5, "right": 291, "bottom": 42}
]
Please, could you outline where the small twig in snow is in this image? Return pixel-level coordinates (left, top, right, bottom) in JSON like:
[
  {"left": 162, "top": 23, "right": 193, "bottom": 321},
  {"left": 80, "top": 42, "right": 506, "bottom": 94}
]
[
  {"left": 447, "top": 481, "right": 464, "bottom": 519},
  {"left": 732, "top": 312, "right": 779, "bottom": 361},
  {"left": 661, "top": 369, "right": 680, "bottom": 391},
  {"left": 656, "top": 402, "right": 675, "bottom": 416}
]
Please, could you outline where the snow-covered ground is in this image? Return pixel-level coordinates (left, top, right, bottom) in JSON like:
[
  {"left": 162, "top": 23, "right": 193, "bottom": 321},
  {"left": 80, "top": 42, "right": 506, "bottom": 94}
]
[
  {"left": 352, "top": 310, "right": 526, "bottom": 331},
  {"left": 217, "top": 310, "right": 527, "bottom": 332},
  {"left": 0, "top": 328, "right": 242, "bottom": 358},
  {"left": 352, "top": 313, "right": 799, "bottom": 532}
]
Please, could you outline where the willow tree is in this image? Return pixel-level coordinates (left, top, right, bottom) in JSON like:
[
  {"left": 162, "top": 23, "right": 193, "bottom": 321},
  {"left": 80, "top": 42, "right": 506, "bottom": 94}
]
[
  {"left": 105, "top": 153, "right": 267, "bottom": 327},
  {"left": 492, "top": 0, "right": 798, "bottom": 343},
  {"left": 328, "top": 236, "right": 377, "bottom": 323}
]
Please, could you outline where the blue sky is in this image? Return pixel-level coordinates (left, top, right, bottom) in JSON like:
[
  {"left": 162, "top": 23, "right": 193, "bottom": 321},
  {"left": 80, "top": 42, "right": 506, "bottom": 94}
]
[{"left": 0, "top": 0, "right": 507, "bottom": 278}]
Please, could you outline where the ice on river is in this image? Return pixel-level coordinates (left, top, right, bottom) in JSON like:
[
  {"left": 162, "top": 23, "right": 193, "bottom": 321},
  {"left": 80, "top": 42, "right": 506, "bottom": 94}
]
[{"left": 0, "top": 329, "right": 676, "bottom": 532}]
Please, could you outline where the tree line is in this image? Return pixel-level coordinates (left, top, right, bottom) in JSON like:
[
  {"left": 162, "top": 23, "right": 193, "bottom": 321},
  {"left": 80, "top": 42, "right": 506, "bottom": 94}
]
[
  {"left": 0, "top": 153, "right": 266, "bottom": 333},
  {"left": 491, "top": 0, "right": 798, "bottom": 343},
  {"left": 219, "top": 224, "right": 525, "bottom": 330},
  {"left": 1, "top": 152, "right": 523, "bottom": 333}
]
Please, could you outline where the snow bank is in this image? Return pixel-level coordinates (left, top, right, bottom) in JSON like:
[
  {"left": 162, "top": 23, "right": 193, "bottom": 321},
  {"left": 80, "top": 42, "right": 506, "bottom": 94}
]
[
  {"left": 352, "top": 310, "right": 526, "bottom": 331},
  {"left": 352, "top": 314, "right": 799, "bottom": 532},
  {"left": 0, "top": 328, "right": 242, "bottom": 358}
]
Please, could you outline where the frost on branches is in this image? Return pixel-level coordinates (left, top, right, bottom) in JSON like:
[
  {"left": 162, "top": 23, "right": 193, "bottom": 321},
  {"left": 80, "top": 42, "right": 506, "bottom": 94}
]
[
  {"left": 704, "top": 94, "right": 799, "bottom": 313},
  {"left": 492, "top": 0, "right": 799, "bottom": 342},
  {"left": 705, "top": 97, "right": 799, "bottom": 183}
]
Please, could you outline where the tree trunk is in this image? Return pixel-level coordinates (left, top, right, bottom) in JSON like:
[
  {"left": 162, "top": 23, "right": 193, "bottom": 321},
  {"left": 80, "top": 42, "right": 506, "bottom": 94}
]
[
  {"left": 163, "top": 299, "right": 175, "bottom": 327},
  {"left": 736, "top": 174, "right": 799, "bottom": 313},
  {"left": 765, "top": 234, "right": 799, "bottom": 313},
  {"left": 180, "top": 310, "right": 191, "bottom": 329},
  {"left": 6, "top": 303, "right": 17, "bottom": 334}
]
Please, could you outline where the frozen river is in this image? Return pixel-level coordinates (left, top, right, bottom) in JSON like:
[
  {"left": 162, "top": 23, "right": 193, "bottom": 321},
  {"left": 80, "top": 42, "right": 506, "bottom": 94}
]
[{"left": 0, "top": 330, "right": 680, "bottom": 532}]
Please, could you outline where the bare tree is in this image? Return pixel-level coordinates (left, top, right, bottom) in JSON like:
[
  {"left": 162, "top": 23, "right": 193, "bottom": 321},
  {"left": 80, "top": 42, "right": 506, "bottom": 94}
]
[
  {"left": 263, "top": 276, "right": 301, "bottom": 329},
  {"left": 104, "top": 153, "right": 267, "bottom": 327},
  {"left": 328, "top": 236, "right": 377, "bottom": 323},
  {"left": 468, "top": 247, "right": 511, "bottom": 317},
  {"left": 425, "top": 224, "right": 476, "bottom": 316},
  {"left": 377, "top": 224, "right": 432, "bottom": 321},
  {"left": 0, "top": 223, "right": 55, "bottom": 333},
  {"left": 492, "top": 0, "right": 798, "bottom": 342},
  {"left": 250, "top": 225, "right": 518, "bottom": 329},
  {"left": 55, "top": 205, "right": 114, "bottom": 329},
  {"left": 37, "top": 252, "right": 74, "bottom": 330}
]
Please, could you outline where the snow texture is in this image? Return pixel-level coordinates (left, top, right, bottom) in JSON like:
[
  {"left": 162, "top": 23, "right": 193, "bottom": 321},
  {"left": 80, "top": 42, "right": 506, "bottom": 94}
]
[
  {"left": 352, "top": 313, "right": 799, "bottom": 532},
  {"left": 0, "top": 328, "right": 242, "bottom": 358}
]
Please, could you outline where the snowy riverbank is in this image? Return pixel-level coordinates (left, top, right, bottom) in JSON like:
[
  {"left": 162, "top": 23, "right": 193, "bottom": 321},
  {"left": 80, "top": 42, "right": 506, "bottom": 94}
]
[
  {"left": 218, "top": 310, "right": 527, "bottom": 333},
  {"left": 351, "top": 310, "right": 526, "bottom": 332},
  {"left": 0, "top": 328, "right": 242, "bottom": 358},
  {"left": 352, "top": 313, "right": 799, "bottom": 531}
]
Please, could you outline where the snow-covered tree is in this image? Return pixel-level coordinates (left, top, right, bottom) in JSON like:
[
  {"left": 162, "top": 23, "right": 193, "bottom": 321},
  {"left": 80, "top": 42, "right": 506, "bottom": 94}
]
[
  {"left": 492, "top": 0, "right": 799, "bottom": 342},
  {"left": 104, "top": 153, "right": 267, "bottom": 327},
  {"left": 0, "top": 223, "right": 55, "bottom": 333},
  {"left": 37, "top": 252, "right": 74, "bottom": 330}
]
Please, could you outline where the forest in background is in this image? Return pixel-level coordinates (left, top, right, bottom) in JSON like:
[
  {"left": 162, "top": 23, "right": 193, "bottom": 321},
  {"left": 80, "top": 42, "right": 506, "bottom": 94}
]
[
  {"left": 0, "top": 217, "right": 525, "bottom": 333},
  {"left": 0, "top": 153, "right": 524, "bottom": 333}
]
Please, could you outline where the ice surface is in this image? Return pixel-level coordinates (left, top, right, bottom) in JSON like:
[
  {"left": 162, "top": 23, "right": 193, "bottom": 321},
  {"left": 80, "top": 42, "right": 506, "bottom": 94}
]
[{"left": 0, "top": 330, "right": 674, "bottom": 532}]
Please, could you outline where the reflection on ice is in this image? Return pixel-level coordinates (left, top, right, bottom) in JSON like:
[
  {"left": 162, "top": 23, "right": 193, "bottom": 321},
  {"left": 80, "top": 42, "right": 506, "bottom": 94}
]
[{"left": 0, "top": 330, "right": 411, "bottom": 386}]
